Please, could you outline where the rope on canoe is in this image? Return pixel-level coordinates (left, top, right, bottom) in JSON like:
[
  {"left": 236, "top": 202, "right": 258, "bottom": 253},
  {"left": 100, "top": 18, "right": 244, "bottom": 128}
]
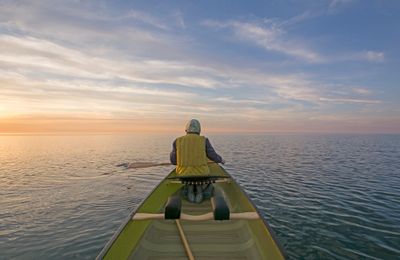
[
  {"left": 132, "top": 212, "right": 260, "bottom": 221},
  {"left": 175, "top": 219, "right": 195, "bottom": 260}
]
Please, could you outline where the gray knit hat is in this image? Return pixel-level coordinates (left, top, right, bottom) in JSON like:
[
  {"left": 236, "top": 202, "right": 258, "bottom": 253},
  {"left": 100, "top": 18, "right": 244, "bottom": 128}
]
[{"left": 185, "top": 119, "right": 201, "bottom": 134}]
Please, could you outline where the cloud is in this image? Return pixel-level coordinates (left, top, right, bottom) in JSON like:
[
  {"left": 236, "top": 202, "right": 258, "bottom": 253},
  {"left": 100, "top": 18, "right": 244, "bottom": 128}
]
[
  {"left": 279, "top": 11, "right": 319, "bottom": 27},
  {"left": 319, "top": 97, "right": 381, "bottom": 104},
  {"left": 362, "top": 51, "right": 385, "bottom": 62},
  {"left": 0, "top": 1, "right": 170, "bottom": 31},
  {"left": 0, "top": 0, "right": 191, "bottom": 61},
  {"left": 172, "top": 10, "right": 186, "bottom": 29},
  {"left": 0, "top": 74, "right": 201, "bottom": 120},
  {"left": 352, "top": 88, "right": 371, "bottom": 95},
  {"left": 0, "top": 31, "right": 383, "bottom": 123},
  {"left": 0, "top": 34, "right": 227, "bottom": 89},
  {"left": 329, "top": 0, "right": 355, "bottom": 9},
  {"left": 213, "top": 97, "right": 271, "bottom": 105},
  {"left": 333, "top": 50, "right": 385, "bottom": 63},
  {"left": 121, "top": 10, "right": 170, "bottom": 30},
  {"left": 203, "top": 19, "right": 323, "bottom": 62},
  {"left": 203, "top": 15, "right": 386, "bottom": 65}
]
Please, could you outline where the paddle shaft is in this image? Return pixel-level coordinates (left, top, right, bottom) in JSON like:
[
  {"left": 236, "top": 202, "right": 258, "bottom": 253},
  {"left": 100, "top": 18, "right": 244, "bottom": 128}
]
[
  {"left": 122, "top": 161, "right": 219, "bottom": 169},
  {"left": 175, "top": 219, "right": 195, "bottom": 260},
  {"left": 126, "top": 162, "right": 172, "bottom": 169}
]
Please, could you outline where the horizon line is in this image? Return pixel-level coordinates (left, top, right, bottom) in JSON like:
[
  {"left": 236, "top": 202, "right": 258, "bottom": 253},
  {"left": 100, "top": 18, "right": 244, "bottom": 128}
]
[{"left": 1, "top": 130, "right": 399, "bottom": 136}]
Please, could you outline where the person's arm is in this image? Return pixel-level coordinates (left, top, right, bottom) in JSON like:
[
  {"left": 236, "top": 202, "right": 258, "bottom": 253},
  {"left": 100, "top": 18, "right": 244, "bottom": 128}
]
[
  {"left": 170, "top": 140, "right": 177, "bottom": 165},
  {"left": 205, "top": 138, "right": 224, "bottom": 164}
]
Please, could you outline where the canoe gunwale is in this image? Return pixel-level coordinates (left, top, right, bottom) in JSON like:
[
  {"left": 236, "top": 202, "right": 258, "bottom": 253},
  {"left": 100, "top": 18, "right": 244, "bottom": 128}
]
[
  {"left": 95, "top": 172, "right": 172, "bottom": 260},
  {"left": 221, "top": 168, "right": 287, "bottom": 259},
  {"left": 96, "top": 165, "right": 286, "bottom": 259}
]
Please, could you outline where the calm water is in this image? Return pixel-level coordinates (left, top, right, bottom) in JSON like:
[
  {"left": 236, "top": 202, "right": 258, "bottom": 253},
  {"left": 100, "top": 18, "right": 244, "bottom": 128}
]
[{"left": 0, "top": 134, "right": 399, "bottom": 259}]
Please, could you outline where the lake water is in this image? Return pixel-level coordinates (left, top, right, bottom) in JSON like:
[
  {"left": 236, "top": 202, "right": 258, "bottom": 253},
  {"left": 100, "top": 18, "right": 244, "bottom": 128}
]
[{"left": 0, "top": 134, "right": 399, "bottom": 259}]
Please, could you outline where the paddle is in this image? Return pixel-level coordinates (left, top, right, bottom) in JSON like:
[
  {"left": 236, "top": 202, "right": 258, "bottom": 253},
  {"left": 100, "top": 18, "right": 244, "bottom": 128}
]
[
  {"left": 116, "top": 161, "right": 222, "bottom": 169},
  {"left": 116, "top": 162, "right": 172, "bottom": 169}
]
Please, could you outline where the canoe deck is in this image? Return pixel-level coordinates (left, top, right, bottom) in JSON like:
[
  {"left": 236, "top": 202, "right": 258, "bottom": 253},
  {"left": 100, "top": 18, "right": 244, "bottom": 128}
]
[{"left": 129, "top": 199, "right": 264, "bottom": 260}]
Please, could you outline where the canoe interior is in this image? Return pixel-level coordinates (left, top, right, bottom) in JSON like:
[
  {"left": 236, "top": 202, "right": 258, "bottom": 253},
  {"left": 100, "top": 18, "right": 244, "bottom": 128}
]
[{"left": 101, "top": 163, "right": 284, "bottom": 260}]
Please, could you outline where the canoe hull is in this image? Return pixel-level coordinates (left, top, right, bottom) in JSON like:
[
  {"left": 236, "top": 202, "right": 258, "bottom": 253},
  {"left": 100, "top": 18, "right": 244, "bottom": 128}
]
[{"left": 97, "top": 163, "right": 285, "bottom": 259}]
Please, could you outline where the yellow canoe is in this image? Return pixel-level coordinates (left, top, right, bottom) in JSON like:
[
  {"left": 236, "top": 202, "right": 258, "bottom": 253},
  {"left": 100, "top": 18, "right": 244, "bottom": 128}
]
[{"left": 97, "top": 163, "right": 285, "bottom": 259}]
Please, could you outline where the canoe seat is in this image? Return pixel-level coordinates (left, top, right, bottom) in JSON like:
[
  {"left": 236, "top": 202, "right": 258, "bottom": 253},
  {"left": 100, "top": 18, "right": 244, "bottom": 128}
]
[
  {"left": 164, "top": 195, "right": 181, "bottom": 219},
  {"left": 212, "top": 192, "right": 230, "bottom": 221}
]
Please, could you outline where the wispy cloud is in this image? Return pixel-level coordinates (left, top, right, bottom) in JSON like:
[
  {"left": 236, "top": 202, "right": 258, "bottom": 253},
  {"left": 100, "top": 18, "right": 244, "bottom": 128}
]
[
  {"left": 319, "top": 97, "right": 381, "bottom": 104},
  {"left": 352, "top": 87, "right": 371, "bottom": 95},
  {"left": 203, "top": 19, "right": 323, "bottom": 63},
  {"left": 361, "top": 51, "right": 385, "bottom": 62},
  {"left": 0, "top": 34, "right": 226, "bottom": 88},
  {"left": 203, "top": 14, "right": 385, "bottom": 64},
  {"left": 0, "top": 1, "right": 189, "bottom": 60},
  {"left": 331, "top": 50, "right": 385, "bottom": 63},
  {"left": 0, "top": 30, "right": 383, "bottom": 124},
  {"left": 121, "top": 10, "right": 170, "bottom": 30},
  {"left": 172, "top": 10, "right": 186, "bottom": 29},
  {"left": 329, "top": 0, "right": 355, "bottom": 9}
]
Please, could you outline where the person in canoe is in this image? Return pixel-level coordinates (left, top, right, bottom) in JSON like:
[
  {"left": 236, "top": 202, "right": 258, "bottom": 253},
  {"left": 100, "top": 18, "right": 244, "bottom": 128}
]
[{"left": 170, "top": 119, "right": 225, "bottom": 203}]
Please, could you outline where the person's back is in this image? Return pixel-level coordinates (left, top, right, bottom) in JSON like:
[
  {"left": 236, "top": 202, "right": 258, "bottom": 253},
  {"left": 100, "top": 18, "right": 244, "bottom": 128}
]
[
  {"left": 170, "top": 119, "right": 225, "bottom": 203},
  {"left": 175, "top": 133, "right": 209, "bottom": 176}
]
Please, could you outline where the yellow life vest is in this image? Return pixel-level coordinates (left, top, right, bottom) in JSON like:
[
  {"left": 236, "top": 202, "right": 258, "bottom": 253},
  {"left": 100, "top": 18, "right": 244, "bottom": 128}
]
[{"left": 176, "top": 134, "right": 209, "bottom": 176}]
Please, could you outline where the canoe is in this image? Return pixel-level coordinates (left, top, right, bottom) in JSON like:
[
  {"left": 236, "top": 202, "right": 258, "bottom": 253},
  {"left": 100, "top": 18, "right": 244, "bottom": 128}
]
[{"left": 96, "top": 163, "right": 285, "bottom": 259}]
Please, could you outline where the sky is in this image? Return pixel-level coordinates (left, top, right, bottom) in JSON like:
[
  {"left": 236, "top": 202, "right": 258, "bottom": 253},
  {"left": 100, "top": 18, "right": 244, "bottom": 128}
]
[{"left": 0, "top": 0, "right": 399, "bottom": 133}]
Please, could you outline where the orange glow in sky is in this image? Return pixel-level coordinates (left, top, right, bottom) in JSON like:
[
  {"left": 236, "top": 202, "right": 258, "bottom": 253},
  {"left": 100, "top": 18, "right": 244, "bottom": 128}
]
[{"left": 1, "top": 116, "right": 399, "bottom": 134}]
